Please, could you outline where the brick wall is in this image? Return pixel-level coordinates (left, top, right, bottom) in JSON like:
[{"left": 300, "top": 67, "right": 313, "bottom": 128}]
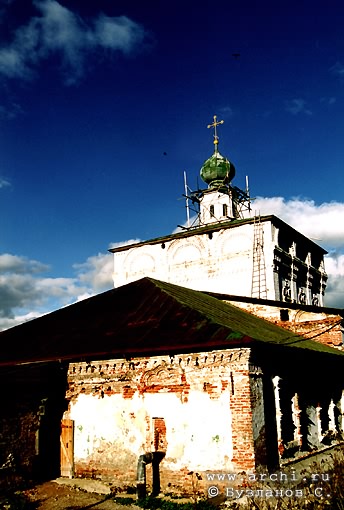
[
  {"left": 0, "top": 404, "right": 39, "bottom": 488},
  {"left": 66, "top": 348, "right": 263, "bottom": 494},
  {"left": 272, "top": 317, "right": 343, "bottom": 350},
  {"left": 229, "top": 301, "right": 343, "bottom": 351}
]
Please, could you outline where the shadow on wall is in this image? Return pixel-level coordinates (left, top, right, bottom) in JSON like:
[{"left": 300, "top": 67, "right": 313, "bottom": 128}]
[{"left": 0, "top": 361, "right": 69, "bottom": 489}]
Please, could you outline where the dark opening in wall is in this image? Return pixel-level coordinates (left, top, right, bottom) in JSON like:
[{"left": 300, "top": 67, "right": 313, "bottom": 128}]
[
  {"left": 311, "top": 252, "right": 322, "bottom": 270},
  {"left": 296, "top": 244, "right": 308, "bottom": 262},
  {"left": 278, "top": 229, "right": 292, "bottom": 253},
  {"left": 280, "top": 309, "right": 289, "bottom": 321}
]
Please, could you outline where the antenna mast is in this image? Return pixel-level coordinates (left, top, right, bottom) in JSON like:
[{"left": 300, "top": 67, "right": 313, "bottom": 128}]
[
  {"left": 246, "top": 175, "right": 251, "bottom": 213},
  {"left": 184, "top": 171, "right": 191, "bottom": 228}
]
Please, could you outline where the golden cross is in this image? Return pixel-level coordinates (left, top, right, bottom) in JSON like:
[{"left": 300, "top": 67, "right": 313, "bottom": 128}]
[{"left": 207, "top": 115, "right": 224, "bottom": 147}]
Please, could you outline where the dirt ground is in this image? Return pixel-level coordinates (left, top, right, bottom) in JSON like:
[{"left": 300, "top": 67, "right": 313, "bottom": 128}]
[
  {"left": 2, "top": 444, "right": 342, "bottom": 510},
  {"left": 11, "top": 480, "right": 140, "bottom": 510}
]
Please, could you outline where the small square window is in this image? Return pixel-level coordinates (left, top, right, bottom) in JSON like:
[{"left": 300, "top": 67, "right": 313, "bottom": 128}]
[{"left": 280, "top": 309, "right": 289, "bottom": 321}]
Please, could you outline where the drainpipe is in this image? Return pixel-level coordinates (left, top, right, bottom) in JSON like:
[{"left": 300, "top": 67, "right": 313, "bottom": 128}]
[
  {"left": 137, "top": 452, "right": 153, "bottom": 499},
  {"left": 136, "top": 451, "right": 165, "bottom": 499}
]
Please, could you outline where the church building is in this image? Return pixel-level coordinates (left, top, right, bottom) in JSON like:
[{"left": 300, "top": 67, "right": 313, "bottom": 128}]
[
  {"left": 111, "top": 116, "right": 327, "bottom": 307},
  {"left": 0, "top": 117, "right": 343, "bottom": 496}
]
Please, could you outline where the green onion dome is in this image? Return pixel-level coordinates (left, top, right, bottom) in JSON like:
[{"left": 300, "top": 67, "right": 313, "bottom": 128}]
[{"left": 200, "top": 148, "right": 236, "bottom": 188}]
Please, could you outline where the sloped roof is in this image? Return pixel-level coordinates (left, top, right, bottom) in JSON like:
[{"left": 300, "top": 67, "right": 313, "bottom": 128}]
[
  {"left": 206, "top": 290, "right": 344, "bottom": 317},
  {"left": 0, "top": 278, "right": 342, "bottom": 366},
  {"left": 109, "top": 215, "right": 327, "bottom": 255}
]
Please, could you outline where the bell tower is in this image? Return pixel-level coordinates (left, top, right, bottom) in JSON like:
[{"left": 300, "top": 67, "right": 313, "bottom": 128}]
[{"left": 198, "top": 115, "right": 245, "bottom": 224}]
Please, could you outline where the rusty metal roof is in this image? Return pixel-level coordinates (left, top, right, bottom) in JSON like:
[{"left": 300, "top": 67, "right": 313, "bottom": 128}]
[{"left": 0, "top": 277, "right": 342, "bottom": 366}]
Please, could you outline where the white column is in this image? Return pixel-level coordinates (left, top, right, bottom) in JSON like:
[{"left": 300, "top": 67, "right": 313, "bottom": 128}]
[
  {"left": 272, "top": 376, "right": 284, "bottom": 455},
  {"left": 328, "top": 399, "right": 337, "bottom": 433},
  {"left": 291, "top": 393, "right": 302, "bottom": 447}
]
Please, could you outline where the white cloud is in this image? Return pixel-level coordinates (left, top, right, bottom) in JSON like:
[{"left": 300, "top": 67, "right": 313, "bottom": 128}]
[
  {"left": 285, "top": 98, "right": 312, "bottom": 116},
  {"left": 74, "top": 241, "right": 144, "bottom": 296},
  {"left": 324, "top": 254, "right": 344, "bottom": 307},
  {"left": 73, "top": 252, "right": 113, "bottom": 294},
  {"left": 0, "top": 311, "right": 43, "bottom": 331},
  {"left": 0, "top": 0, "right": 147, "bottom": 84},
  {"left": 108, "top": 239, "right": 141, "bottom": 249},
  {"left": 0, "top": 246, "right": 117, "bottom": 330},
  {"left": 0, "top": 270, "right": 85, "bottom": 325},
  {"left": 0, "top": 177, "right": 11, "bottom": 188},
  {"left": 0, "top": 252, "right": 89, "bottom": 330},
  {"left": 0, "top": 253, "right": 48, "bottom": 273},
  {"left": 253, "top": 197, "right": 344, "bottom": 250},
  {"left": 93, "top": 14, "right": 145, "bottom": 54}
]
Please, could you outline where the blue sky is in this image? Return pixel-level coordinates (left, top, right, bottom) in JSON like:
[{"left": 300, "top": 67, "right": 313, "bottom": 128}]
[{"left": 0, "top": 0, "right": 344, "bottom": 329}]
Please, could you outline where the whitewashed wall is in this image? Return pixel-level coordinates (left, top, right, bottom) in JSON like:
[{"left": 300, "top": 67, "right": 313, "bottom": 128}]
[{"left": 113, "top": 220, "right": 278, "bottom": 299}]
